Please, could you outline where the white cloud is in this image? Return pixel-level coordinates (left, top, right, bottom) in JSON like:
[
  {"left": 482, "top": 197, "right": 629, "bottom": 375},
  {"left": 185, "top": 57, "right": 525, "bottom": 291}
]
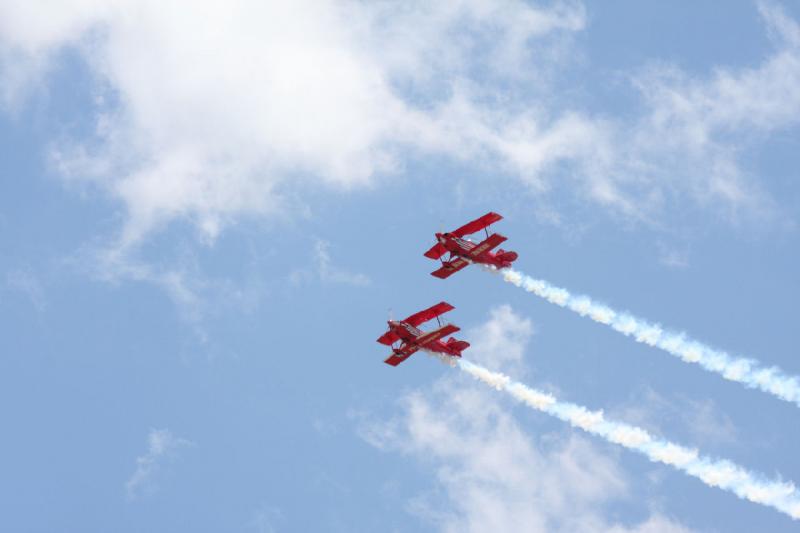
[
  {"left": 606, "top": 515, "right": 695, "bottom": 533},
  {"left": 0, "top": 0, "right": 797, "bottom": 267},
  {"left": 464, "top": 304, "right": 533, "bottom": 374},
  {"left": 0, "top": 0, "right": 594, "bottom": 250},
  {"left": 621, "top": 1, "right": 800, "bottom": 221},
  {"left": 125, "top": 428, "right": 192, "bottom": 500},
  {"left": 359, "top": 306, "right": 694, "bottom": 532},
  {"left": 362, "top": 378, "right": 693, "bottom": 533}
]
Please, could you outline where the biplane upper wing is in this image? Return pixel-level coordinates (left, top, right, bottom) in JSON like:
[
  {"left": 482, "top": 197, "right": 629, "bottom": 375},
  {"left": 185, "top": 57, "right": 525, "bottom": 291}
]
[
  {"left": 403, "top": 301, "right": 455, "bottom": 327},
  {"left": 376, "top": 330, "right": 401, "bottom": 346},
  {"left": 467, "top": 232, "right": 507, "bottom": 260},
  {"left": 424, "top": 242, "right": 448, "bottom": 260},
  {"left": 452, "top": 212, "right": 503, "bottom": 238},
  {"left": 384, "top": 344, "right": 420, "bottom": 366},
  {"left": 431, "top": 257, "right": 470, "bottom": 279}
]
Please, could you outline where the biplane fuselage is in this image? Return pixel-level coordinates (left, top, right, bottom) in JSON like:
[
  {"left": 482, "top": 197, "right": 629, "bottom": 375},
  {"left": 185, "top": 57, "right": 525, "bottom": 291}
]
[
  {"left": 424, "top": 212, "right": 518, "bottom": 279},
  {"left": 384, "top": 320, "right": 462, "bottom": 354},
  {"left": 435, "top": 232, "right": 518, "bottom": 269},
  {"left": 377, "top": 302, "right": 470, "bottom": 366}
]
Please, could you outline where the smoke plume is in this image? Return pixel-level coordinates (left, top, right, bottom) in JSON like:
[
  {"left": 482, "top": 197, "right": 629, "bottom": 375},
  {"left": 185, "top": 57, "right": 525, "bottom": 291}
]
[{"left": 459, "top": 359, "right": 800, "bottom": 520}]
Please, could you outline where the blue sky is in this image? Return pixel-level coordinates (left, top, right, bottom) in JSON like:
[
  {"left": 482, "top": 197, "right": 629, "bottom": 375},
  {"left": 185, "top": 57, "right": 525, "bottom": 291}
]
[{"left": 2, "top": 1, "right": 800, "bottom": 531}]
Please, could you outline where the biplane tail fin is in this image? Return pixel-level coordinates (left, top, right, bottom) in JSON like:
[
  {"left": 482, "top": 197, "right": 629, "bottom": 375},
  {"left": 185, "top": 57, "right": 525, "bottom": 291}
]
[
  {"left": 446, "top": 337, "right": 470, "bottom": 355},
  {"left": 495, "top": 249, "right": 518, "bottom": 263}
]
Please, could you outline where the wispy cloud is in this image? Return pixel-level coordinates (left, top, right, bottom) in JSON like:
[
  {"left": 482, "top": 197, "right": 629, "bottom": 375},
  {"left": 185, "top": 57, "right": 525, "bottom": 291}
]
[
  {"left": 313, "top": 240, "right": 370, "bottom": 286},
  {"left": 290, "top": 239, "right": 370, "bottom": 287},
  {"left": 66, "top": 241, "right": 269, "bottom": 338},
  {"left": 610, "top": 387, "right": 738, "bottom": 447},
  {"left": 5, "top": 267, "right": 46, "bottom": 311},
  {"left": 618, "top": 1, "right": 800, "bottom": 222},
  {"left": 247, "top": 504, "right": 284, "bottom": 533},
  {"left": 657, "top": 243, "right": 690, "bottom": 270},
  {"left": 125, "top": 428, "right": 192, "bottom": 501}
]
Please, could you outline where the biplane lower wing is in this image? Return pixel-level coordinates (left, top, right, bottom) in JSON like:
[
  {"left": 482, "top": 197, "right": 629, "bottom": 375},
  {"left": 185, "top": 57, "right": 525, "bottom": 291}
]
[
  {"left": 431, "top": 257, "right": 470, "bottom": 279},
  {"left": 384, "top": 344, "right": 420, "bottom": 366},
  {"left": 376, "top": 330, "right": 401, "bottom": 346},
  {"left": 424, "top": 242, "right": 448, "bottom": 260},
  {"left": 403, "top": 301, "right": 455, "bottom": 327},
  {"left": 468, "top": 232, "right": 507, "bottom": 261}
]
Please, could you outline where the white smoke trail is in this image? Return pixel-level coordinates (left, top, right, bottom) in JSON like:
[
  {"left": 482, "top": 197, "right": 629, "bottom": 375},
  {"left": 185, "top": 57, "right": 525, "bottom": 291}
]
[
  {"left": 458, "top": 359, "right": 800, "bottom": 520},
  {"left": 488, "top": 267, "right": 800, "bottom": 407}
]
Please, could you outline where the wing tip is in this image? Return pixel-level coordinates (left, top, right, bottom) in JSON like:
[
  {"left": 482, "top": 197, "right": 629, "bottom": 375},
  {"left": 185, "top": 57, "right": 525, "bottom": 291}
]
[
  {"left": 431, "top": 268, "right": 453, "bottom": 279},
  {"left": 424, "top": 242, "right": 447, "bottom": 260},
  {"left": 384, "top": 356, "right": 402, "bottom": 366}
]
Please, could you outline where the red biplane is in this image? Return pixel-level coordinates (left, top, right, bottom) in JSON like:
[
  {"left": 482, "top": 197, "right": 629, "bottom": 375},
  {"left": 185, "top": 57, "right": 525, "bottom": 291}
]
[
  {"left": 423, "top": 212, "right": 518, "bottom": 279},
  {"left": 377, "top": 301, "right": 470, "bottom": 366}
]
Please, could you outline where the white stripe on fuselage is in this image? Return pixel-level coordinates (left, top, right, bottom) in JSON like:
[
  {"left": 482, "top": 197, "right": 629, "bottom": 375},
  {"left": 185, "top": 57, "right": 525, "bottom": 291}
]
[
  {"left": 414, "top": 324, "right": 450, "bottom": 345},
  {"left": 452, "top": 237, "right": 475, "bottom": 252},
  {"left": 401, "top": 323, "right": 422, "bottom": 337},
  {"left": 449, "top": 236, "right": 492, "bottom": 260},
  {"left": 469, "top": 240, "right": 493, "bottom": 258}
]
